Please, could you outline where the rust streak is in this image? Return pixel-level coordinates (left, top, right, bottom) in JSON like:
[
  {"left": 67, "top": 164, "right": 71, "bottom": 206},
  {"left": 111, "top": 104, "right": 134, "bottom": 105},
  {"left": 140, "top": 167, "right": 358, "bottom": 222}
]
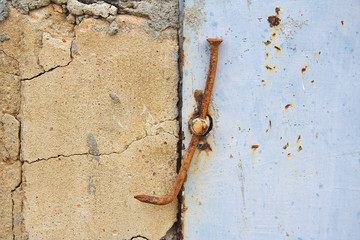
[
  {"left": 274, "top": 45, "right": 281, "bottom": 51},
  {"left": 341, "top": 20, "right": 344, "bottom": 26},
  {"left": 301, "top": 66, "right": 308, "bottom": 74},
  {"left": 251, "top": 145, "right": 259, "bottom": 151}
]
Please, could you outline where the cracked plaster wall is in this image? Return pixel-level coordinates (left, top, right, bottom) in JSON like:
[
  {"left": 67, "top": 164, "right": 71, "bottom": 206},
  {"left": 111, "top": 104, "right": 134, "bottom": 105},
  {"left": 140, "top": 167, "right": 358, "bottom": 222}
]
[{"left": 0, "top": 1, "right": 180, "bottom": 239}]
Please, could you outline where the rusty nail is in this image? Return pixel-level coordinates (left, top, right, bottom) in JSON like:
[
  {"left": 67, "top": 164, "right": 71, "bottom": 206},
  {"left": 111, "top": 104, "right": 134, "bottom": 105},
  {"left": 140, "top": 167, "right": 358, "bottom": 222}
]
[{"left": 134, "top": 38, "right": 223, "bottom": 205}]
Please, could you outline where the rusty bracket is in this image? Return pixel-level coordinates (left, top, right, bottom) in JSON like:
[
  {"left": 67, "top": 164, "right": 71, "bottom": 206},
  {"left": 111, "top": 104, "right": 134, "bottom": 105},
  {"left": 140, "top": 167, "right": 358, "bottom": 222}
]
[{"left": 134, "top": 38, "right": 223, "bottom": 205}]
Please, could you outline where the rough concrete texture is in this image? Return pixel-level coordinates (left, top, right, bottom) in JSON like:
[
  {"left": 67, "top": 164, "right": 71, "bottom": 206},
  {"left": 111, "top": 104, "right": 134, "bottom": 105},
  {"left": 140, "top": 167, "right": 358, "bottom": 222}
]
[
  {"left": 0, "top": 161, "right": 22, "bottom": 240},
  {"left": 38, "top": 32, "right": 72, "bottom": 71},
  {"left": 1, "top": 1, "right": 179, "bottom": 239},
  {"left": 21, "top": 17, "right": 179, "bottom": 163},
  {"left": 0, "top": 6, "right": 74, "bottom": 79},
  {"left": 0, "top": 113, "right": 20, "bottom": 162},
  {"left": 23, "top": 133, "right": 177, "bottom": 239}
]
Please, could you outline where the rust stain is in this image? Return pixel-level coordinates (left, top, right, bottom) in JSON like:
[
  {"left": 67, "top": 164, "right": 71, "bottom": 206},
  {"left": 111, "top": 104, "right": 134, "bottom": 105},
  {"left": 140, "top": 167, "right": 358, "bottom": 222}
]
[
  {"left": 268, "top": 15, "right": 281, "bottom": 27},
  {"left": 311, "top": 80, "right": 315, "bottom": 84},
  {"left": 266, "top": 65, "right": 274, "bottom": 70},
  {"left": 287, "top": 153, "right": 292, "bottom": 157},
  {"left": 341, "top": 20, "right": 344, "bottom": 26},
  {"left": 272, "top": 32, "right": 276, "bottom": 39},
  {"left": 274, "top": 45, "right": 281, "bottom": 51},
  {"left": 298, "top": 146, "right": 303, "bottom": 152},
  {"left": 301, "top": 66, "right": 308, "bottom": 90},
  {"left": 269, "top": 120, "right": 272, "bottom": 129},
  {"left": 283, "top": 142, "right": 289, "bottom": 150},
  {"left": 198, "top": 142, "right": 212, "bottom": 152},
  {"left": 61, "top": 38, "right": 66, "bottom": 43},
  {"left": 193, "top": 89, "right": 203, "bottom": 109},
  {"left": 275, "top": 7, "right": 281, "bottom": 15},
  {"left": 265, "top": 52, "right": 269, "bottom": 58},
  {"left": 251, "top": 145, "right": 259, "bottom": 151},
  {"left": 301, "top": 66, "right": 308, "bottom": 74},
  {"left": 285, "top": 104, "right": 293, "bottom": 111},
  {"left": 297, "top": 135, "right": 301, "bottom": 145},
  {"left": 261, "top": 79, "right": 266, "bottom": 86},
  {"left": 263, "top": 40, "right": 272, "bottom": 46},
  {"left": 251, "top": 145, "right": 259, "bottom": 166}
]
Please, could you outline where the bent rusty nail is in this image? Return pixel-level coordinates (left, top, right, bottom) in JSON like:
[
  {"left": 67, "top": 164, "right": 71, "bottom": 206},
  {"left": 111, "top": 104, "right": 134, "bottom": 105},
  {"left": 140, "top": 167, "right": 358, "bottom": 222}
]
[{"left": 134, "top": 38, "right": 223, "bottom": 205}]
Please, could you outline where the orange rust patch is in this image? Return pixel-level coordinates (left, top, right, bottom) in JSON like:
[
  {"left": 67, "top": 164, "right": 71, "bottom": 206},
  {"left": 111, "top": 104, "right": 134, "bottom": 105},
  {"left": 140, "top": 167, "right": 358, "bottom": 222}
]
[
  {"left": 297, "top": 135, "right": 301, "bottom": 144},
  {"left": 283, "top": 142, "right": 289, "bottom": 150},
  {"left": 311, "top": 80, "right": 315, "bottom": 84},
  {"left": 341, "top": 20, "right": 344, "bottom": 26},
  {"left": 263, "top": 40, "right": 272, "bottom": 46},
  {"left": 285, "top": 104, "right": 293, "bottom": 110},
  {"left": 266, "top": 65, "right": 273, "bottom": 70},
  {"left": 287, "top": 153, "right": 292, "bottom": 157},
  {"left": 301, "top": 66, "right": 308, "bottom": 74},
  {"left": 251, "top": 145, "right": 259, "bottom": 151},
  {"left": 61, "top": 38, "right": 67, "bottom": 43},
  {"left": 268, "top": 16, "right": 281, "bottom": 27},
  {"left": 265, "top": 52, "right": 269, "bottom": 58},
  {"left": 298, "top": 146, "right": 303, "bottom": 152}
]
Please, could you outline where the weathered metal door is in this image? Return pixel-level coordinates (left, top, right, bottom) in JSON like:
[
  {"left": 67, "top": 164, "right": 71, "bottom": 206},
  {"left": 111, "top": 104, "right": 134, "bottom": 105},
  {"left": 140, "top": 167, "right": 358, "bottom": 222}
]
[{"left": 181, "top": 1, "right": 360, "bottom": 239}]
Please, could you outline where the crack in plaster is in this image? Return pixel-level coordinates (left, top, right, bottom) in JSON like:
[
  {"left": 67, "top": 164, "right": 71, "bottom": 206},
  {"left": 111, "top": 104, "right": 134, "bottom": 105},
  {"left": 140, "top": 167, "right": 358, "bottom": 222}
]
[
  {"left": 24, "top": 131, "right": 176, "bottom": 164},
  {"left": 21, "top": 55, "right": 73, "bottom": 81}
]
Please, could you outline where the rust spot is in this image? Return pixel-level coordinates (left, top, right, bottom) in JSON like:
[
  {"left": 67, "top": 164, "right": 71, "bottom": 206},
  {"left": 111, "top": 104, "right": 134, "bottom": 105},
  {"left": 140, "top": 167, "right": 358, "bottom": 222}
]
[
  {"left": 311, "top": 80, "right": 315, "bottom": 84},
  {"left": 198, "top": 142, "right": 212, "bottom": 152},
  {"left": 269, "top": 120, "right": 272, "bottom": 129},
  {"left": 283, "top": 142, "right": 289, "bottom": 150},
  {"left": 61, "top": 38, "right": 66, "bottom": 43},
  {"left": 261, "top": 79, "right": 266, "bottom": 86},
  {"left": 266, "top": 65, "right": 273, "bottom": 70},
  {"left": 297, "top": 135, "right": 301, "bottom": 144},
  {"left": 285, "top": 104, "right": 293, "bottom": 110},
  {"left": 265, "top": 129, "right": 269, "bottom": 133},
  {"left": 265, "top": 52, "right": 269, "bottom": 58},
  {"left": 275, "top": 7, "right": 280, "bottom": 15},
  {"left": 293, "top": 94, "right": 296, "bottom": 97},
  {"left": 268, "top": 15, "right": 281, "bottom": 27},
  {"left": 164, "top": 141, "right": 167, "bottom": 145},
  {"left": 341, "top": 20, "right": 344, "bottom": 26},
  {"left": 318, "top": 51, "right": 321, "bottom": 55},
  {"left": 272, "top": 33, "right": 276, "bottom": 38},
  {"left": 274, "top": 45, "right": 281, "bottom": 51},
  {"left": 280, "top": 136, "right": 283, "bottom": 140},
  {"left": 287, "top": 153, "right": 292, "bottom": 157},
  {"left": 263, "top": 40, "right": 272, "bottom": 46},
  {"left": 193, "top": 90, "right": 203, "bottom": 109},
  {"left": 301, "top": 66, "right": 308, "bottom": 74},
  {"left": 298, "top": 146, "right": 303, "bottom": 152},
  {"left": 251, "top": 145, "right": 259, "bottom": 151}
]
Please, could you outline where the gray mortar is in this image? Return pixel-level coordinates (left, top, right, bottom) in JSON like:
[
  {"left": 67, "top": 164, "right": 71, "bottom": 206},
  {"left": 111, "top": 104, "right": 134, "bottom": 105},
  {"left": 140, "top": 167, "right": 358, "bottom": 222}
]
[
  {"left": 6, "top": 0, "right": 179, "bottom": 37},
  {"left": 107, "top": 21, "right": 119, "bottom": 35},
  {"left": 117, "top": 0, "right": 179, "bottom": 33},
  {"left": 109, "top": 93, "right": 120, "bottom": 103},
  {"left": 86, "top": 133, "right": 99, "bottom": 156},
  {"left": 67, "top": 0, "right": 117, "bottom": 18},
  {"left": 0, "top": 0, "right": 8, "bottom": 21},
  {"left": 0, "top": 33, "right": 10, "bottom": 41}
]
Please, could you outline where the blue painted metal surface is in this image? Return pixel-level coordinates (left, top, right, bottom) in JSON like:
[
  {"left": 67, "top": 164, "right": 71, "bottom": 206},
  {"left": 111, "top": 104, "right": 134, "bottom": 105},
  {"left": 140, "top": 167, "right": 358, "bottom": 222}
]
[{"left": 181, "top": 1, "right": 360, "bottom": 239}]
